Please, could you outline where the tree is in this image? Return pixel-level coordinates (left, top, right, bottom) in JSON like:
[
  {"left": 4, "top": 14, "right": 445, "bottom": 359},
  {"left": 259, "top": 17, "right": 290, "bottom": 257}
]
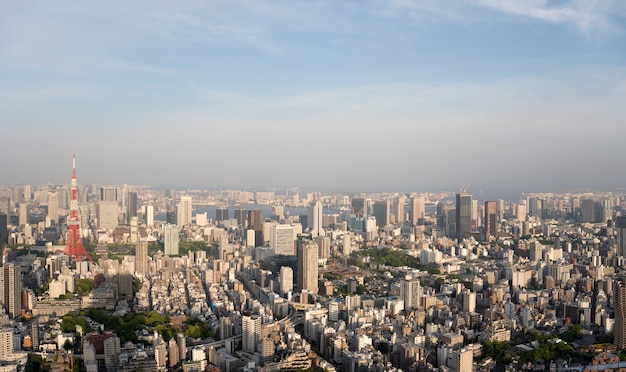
[{"left": 63, "top": 339, "right": 74, "bottom": 351}]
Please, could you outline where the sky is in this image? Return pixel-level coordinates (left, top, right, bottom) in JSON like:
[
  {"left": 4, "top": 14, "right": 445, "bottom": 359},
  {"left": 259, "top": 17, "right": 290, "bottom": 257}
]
[{"left": 1, "top": 0, "right": 625, "bottom": 198}]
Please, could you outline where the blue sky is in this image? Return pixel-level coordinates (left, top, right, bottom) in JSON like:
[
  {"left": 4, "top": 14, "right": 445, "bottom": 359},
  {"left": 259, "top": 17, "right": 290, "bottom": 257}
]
[{"left": 1, "top": 0, "right": 625, "bottom": 197}]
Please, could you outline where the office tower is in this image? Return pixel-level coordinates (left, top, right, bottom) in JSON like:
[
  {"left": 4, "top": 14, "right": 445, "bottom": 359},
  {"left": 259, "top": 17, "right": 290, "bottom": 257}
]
[
  {"left": 127, "top": 191, "right": 137, "bottom": 223},
  {"left": 351, "top": 198, "right": 365, "bottom": 217},
  {"left": 484, "top": 201, "right": 498, "bottom": 241},
  {"left": 615, "top": 278, "right": 626, "bottom": 350},
  {"left": 247, "top": 210, "right": 264, "bottom": 247},
  {"left": 242, "top": 314, "right": 261, "bottom": 353},
  {"left": 64, "top": 155, "right": 93, "bottom": 262},
  {"left": 23, "top": 185, "right": 31, "bottom": 201},
  {"left": 617, "top": 216, "right": 626, "bottom": 258},
  {"left": 316, "top": 236, "right": 331, "bottom": 259},
  {"left": 581, "top": 199, "right": 595, "bottom": 222},
  {"left": 146, "top": 205, "right": 154, "bottom": 226},
  {"left": 270, "top": 224, "right": 295, "bottom": 256},
  {"left": 100, "top": 187, "right": 118, "bottom": 202},
  {"left": 279, "top": 266, "right": 293, "bottom": 296},
  {"left": 297, "top": 239, "right": 319, "bottom": 295},
  {"left": 164, "top": 224, "right": 179, "bottom": 256},
  {"left": 0, "top": 213, "right": 7, "bottom": 245},
  {"left": 411, "top": 197, "right": 424, "bottom": 225},
  {"left": 136, "top": 241, "right": 148, "bottom": 275},
  {"left": 400, "top": 275, "right": 421, "bottom": 310},
  {"left": 18, "top": 203, "right": 27, "bottom": 226},
  {"left": 47, "top": 191, "right": 59, "bottom": 226},
  {"left": 456, "top": 193, "right": 472, "bottom": 242},
  {"left": 497, "top": 199, "right": 505, "bottom": 220},
  {"left": 394, "top": 195, "right": 405, "bottom": 224},
  {"left": 0, "top": 262, "right": 22, "bottom": 318},
  {"left": 216, "top": 207, "right": 229, "bottom": 222},
  {"left": 97, "top": 201, "right": 119, "bottom": 230},
  {"left": 373, "top": 200, "right": 389, "bottom": 228},
  {"left": 309, "top": 200, "right": 324, "bottom": 237},
  {"left": 234, "top": 208, "right": 247, "bottom": 227},
  {"left": 517, "top": 200, "right": 527, "bottom": 221},
  {"left": 177, "top": 196, "right": 192, "bottom": 228}
]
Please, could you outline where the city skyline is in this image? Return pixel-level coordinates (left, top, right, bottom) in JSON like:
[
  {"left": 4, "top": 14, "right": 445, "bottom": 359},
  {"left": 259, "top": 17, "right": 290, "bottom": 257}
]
[{"left": 1, "top": 1, "right": 625, "bottom": 194}]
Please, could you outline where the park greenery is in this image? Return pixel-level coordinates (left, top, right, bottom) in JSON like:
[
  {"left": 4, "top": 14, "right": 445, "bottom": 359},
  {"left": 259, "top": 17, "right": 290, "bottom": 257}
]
[{"left": 353, "top": 247, "right": 439, "bottom": 274}]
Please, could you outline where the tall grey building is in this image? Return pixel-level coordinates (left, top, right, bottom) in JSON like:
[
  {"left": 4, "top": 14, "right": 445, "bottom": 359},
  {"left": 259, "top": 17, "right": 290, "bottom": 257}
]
[{"left": 456, "top": 193, "right": 472, "bottom": 242}]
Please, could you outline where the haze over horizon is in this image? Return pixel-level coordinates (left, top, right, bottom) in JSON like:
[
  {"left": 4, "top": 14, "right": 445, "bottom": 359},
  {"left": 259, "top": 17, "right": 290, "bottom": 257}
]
[{"left": 1, "top": 1, "right": 625, "bottom": 195}]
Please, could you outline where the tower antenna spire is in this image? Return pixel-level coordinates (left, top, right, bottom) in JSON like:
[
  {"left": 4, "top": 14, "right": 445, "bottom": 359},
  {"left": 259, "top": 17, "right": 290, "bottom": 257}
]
[{"left": 64, "top": 152, "right": 93, "bottom": 262}]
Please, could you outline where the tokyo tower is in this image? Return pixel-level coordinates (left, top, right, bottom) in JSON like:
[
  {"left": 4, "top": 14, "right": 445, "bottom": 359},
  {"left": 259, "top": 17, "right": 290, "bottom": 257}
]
[{"left": 64, "top": 154, "right": 93, "bottom": 262}]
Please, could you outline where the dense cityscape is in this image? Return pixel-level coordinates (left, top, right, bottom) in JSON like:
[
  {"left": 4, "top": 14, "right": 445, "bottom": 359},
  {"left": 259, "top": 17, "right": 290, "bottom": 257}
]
[{"left": 0, "top": 158, "right": 625, "bottom": 372}]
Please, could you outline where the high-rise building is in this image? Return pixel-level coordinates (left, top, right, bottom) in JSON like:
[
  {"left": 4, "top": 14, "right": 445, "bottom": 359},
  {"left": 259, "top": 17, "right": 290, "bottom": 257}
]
[
  {"left": 279, "top": 266, "right": 293, "bottom": 296},
  {"left": 136, "top": 241, "right": 148, "bottom": 276},
  {"left": 127, "top": 191, "right": 137, "bottom": 223},
  {"left": 297, "top": 239, "right": 319, "bottom": 295},
  {"left": 234, "top": 208, "right": 247, "bottom": 227},
  {"left": 18, "top": 203, "right": 27, "bottom": 226},
  {"left": 410, "top": 197, "right": 424, "bottom": 225},
  {"left": 0, "top": 262, "right": 22, "bottom": 318},
  {"left": 168, "top": 337, "right": 180, "bottom": 368},
  {"left": 164, "top": 224, "right": 179, "bottom": 256},
  {"left": 216, "top": 207, "right": 229, "bottom": 222},
  {"left": 248, "top": 210, "right": 264, "bottom": 247},
  {"left": 177, "top": 196, "right": 192, "bottom": 228},
  {"left": 146, "top": 205, "right": 154, "bottom": 226},
  {"left": 242, "top": 314, "right": 261, "bottom": 353},
  {"left": 373, "top": 200, "right": 389, "bottom": 228},
  {"left": 400, "top": 275, "right": 421, "bottom": 310},
  {"left": 97, "top": 201, "right": 119, "bottom": 230},
  {"left": 309, "top": 201, "right": 324, "bottom": 237},
  {"left": 176, "top": 333, "right": 187, "bottom": 363},
  {"left": 0, "top": 213, "right": 7, "bottom": 245},
  {"left": 316, "top": 236, "right": 331, "bottom": 259},
  {"left": 615, "top": 278, "right": 626, "bottom": 350},
  {"left": 484, "top": 201, "right": 497, "bottom": 241},
  {"left": 47, "top": 191, "right": 59, "bottom": 226},
  {"left": 100, "top": 187, "right": 118, "bottom": 202},
  {"left": 456, "top": 193, "right": 472, "bottom": 242},
  {"left": 617, "top": 216, "right": 626, "bottom": 258},
  {"left": 270, "top": 224, "right": 295, "bottom": 256},
  {"left": 351, "top": 198, "right": 365, "bottom": 218},
  {"left": 393, "top": 195, "right": 405, "bottom": 224}
]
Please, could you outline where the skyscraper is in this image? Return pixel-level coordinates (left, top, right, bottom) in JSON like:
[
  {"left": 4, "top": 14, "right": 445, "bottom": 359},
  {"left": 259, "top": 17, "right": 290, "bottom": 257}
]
[
  {"left": 351, "top": 198, "right": 365, "bottom": 218},
  {"left": 270, "top": 224, "right": 295, "bottom": 256},
  {"left": 216, "top": 207, "right": 229, "bottom": 222},
  {"left": 242, "top": 314, "right": 261, "bottom": 353},
  {"left": 373, "top": 200, "right": 389, "bottom": 228},
  {"left": 400, "top": 275, "right": 421, "bottom": 310},
  {"left": 164, "top": 224, "right": 179, "bottom": 256},
  {"left": 0, "top": 213, "right": 7, "bottom": 245},
  {"left": 394, "top": 195, "right": 405, "bottom": 224},
  {"left": 146, "top": 205, "right": 154, "bottom": 226},
  {"left": 100, "top": 187, "right": 118, "bottom": 202},
  {"left": 136, "top": 240, "right": 148, "bottom": 276},
  {"left": 248, "top": 210, "right": 264, "bottom": 247},
  {"left": 456, "top": 193, "right": 472, "bottom": 242},
  {"left": 0, "top": 262, "right": 22, "bottom": 318},
  {"left": 47, "top": 191, "right": 59, "bottom": 226},
  {"left": 127, "top": 191, "right": 138, "bottom": 223},
  {"left": 18, "top": 203, "right": 27, "bottom": 226},
  {"left": 309, "top": 200, "right": 324, "bottom": 237},
  {"left": 177, "top": 196, "right": 192, "bottom": 228},
  {"left": 410, "top": 196, "right": 424, "bottom": 225},
  {"left": 615, "top": 278, "right": 626, "bottom": 350},
  {"left": 484, "top": 201, "right": 498, "bottom": 241},
  {"left": 297, "top": 239, "right": 319, "bottom": 295},
  {"left": 617, "top": 216, "right": 626, "bottom": 258}
]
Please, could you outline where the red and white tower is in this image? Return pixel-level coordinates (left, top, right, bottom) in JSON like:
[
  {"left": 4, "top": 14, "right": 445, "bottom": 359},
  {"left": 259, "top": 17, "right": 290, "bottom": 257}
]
[{"left": 64, "top": 154, "right": 93, "bottom": 262}]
